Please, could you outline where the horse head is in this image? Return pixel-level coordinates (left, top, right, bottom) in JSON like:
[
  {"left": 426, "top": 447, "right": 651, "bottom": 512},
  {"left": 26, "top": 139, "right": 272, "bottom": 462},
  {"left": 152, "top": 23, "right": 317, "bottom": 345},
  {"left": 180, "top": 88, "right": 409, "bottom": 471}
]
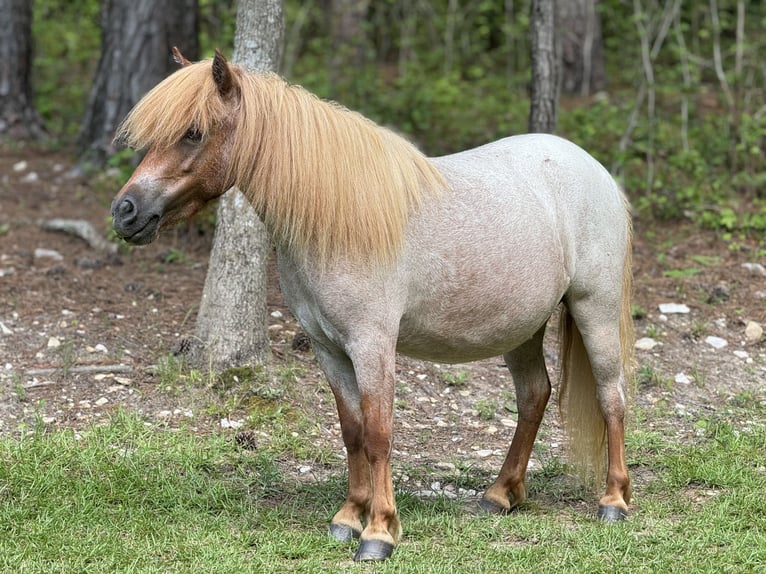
[{"left": 111, "top": 49, "right": 239, "bottom": 245}]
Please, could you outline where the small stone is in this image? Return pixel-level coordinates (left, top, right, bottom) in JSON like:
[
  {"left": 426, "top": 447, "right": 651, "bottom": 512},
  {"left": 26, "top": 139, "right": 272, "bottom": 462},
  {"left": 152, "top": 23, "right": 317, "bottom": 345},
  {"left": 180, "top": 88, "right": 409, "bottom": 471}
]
[
  {"left": 270, "top": 310, "right": 283, "bottom": 319},
  {"left": 741, "top": 262, "right": 766, "bottom": 277},
  {"left": 298, "top": 465, "right": 312, "bottom": 474},
  {"left": 635, "top": 337, "right": 659, "bottom": 351},
  {"left": 94, "top": 397, "right": 109, "bottom": 406},
  {"left": 47, "top": 336, "right": 61, "bottom": 348},
  {"left": 704, "top": 336, "right": 728, "bottom": 349},
  {"left": 659, "top": 303, "right": 690, "bottom": 314},
  {"left": 485, "top": 425, "right": 498, "bottom": 435},
  {"left": 21, "top": 172, "right": 39, "bottom": 183},
  {"left": 733, "top": 350, "right": 749, "bottom": 360},
  {"left": 745, "top": 321, "right": 763, "bottom": 342},
  {"left": 434, "top": 462, "right": 456, "bottom": 472},
  {"left": 0, "top": 321, "right": 12, "bottom": 335},
  {"left": 220, "top": 418, "right": 244, "bottom": 429},
  {"left": 34, "top": 248, "right": 63, "bottom": 261},
  {"left": 707, "top": 284, "right": 730, "bottom": 303},
  {"left": 94, "top": 343, "right": 108, "bottom": 353},
  {"left": 12, "top": 161, "right": 27, "bottom": 172},
  {"left": 475, "top": 449, "right": 493, "bottom": 458},
  {"left": 416, "top": 374, "right": 428, "bottom": 380},
  {"left": 674, "top": 373, "right": 692, "bottom": 385}
]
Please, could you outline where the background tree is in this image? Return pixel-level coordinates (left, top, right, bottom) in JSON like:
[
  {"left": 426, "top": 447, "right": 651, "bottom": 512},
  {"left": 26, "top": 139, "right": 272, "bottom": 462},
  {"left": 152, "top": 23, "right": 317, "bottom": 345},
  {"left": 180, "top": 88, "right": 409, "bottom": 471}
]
[
  {"left": 325, "top": 0, "right": 370, "bottom": 100},
  {"left": 528, "top": 0, "right": 559, "bottom": 133},
  {"left": 559, "top": 0, "right": 606, "bottom": 96},
  {"left": 77, "top": 0, "right": 199, "bottom": 168},
  {"left": 189, "top": 0, "right": 284, "bottom": 371},
  {"left": 0, "top": 0, "right": 47, "bottom": 140}
]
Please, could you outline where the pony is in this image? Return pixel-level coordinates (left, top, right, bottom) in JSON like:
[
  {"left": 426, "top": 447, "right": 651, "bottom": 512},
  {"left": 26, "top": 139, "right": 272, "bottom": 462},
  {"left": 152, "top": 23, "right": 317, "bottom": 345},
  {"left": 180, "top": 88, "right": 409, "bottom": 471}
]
[{"left": 111, "top": 49, "right": 634, "bottom": 562}]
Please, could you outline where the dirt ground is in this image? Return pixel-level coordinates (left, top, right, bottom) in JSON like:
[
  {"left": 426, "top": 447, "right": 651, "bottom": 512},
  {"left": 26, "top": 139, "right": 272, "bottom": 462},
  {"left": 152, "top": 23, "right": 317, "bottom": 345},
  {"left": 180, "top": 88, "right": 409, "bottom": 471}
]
[{"left": 1, "top": 147, "right": 764, "bottom": 497}]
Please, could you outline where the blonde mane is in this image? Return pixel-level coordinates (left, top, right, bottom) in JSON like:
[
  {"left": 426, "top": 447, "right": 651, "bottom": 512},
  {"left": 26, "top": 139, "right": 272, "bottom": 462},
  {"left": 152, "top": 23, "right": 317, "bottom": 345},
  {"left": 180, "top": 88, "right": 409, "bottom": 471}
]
[{"left": 116, "top": 59, "right": 445, "bottom": 265}]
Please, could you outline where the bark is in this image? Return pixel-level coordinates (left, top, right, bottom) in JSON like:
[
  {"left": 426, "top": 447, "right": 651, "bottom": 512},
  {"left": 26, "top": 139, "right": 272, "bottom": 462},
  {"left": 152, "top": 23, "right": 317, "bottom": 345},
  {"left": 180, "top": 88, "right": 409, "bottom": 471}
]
[
  {"left": 77, "top": 0, "right": 198, "bottom": 168},
  {"left": 190, "top": 0, "right": 284, "bottom": 371},
  {"left": 528, "top": 0, "right": 560, "bottom": 134},
  {"left": 327, "top": 0, "right": 370, "bottom": 99},
  {"left": 559, "top": 0, "right": 606, "bottom": 96},
  {"left": 0, "top": 0, "right": 47, "bottom": 140}
]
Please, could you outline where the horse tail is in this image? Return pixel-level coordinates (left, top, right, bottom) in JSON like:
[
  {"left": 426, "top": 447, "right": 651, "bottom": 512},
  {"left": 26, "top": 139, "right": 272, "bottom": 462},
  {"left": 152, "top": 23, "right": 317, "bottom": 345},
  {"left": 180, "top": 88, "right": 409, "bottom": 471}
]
[{"left": 558, "top": 232, "right": 634, "bottom": 486}]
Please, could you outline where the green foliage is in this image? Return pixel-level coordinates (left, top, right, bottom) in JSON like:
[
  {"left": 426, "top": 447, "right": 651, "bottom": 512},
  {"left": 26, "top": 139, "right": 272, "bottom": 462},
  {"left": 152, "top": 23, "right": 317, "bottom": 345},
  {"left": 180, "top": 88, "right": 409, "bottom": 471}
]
[{"left": 33, "top": 0, "right": 101, "bottom": 138}]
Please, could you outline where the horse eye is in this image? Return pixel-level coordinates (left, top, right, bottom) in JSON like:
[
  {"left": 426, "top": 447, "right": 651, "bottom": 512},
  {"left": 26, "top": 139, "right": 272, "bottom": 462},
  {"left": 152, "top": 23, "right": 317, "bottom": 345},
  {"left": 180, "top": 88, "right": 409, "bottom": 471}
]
[{"left": 183, "top": 128, "right": 203, "bottom": 143}]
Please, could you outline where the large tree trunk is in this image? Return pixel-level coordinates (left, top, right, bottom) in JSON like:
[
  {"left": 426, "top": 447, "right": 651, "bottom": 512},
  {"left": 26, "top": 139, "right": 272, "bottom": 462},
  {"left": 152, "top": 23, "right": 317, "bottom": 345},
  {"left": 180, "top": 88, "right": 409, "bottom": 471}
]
[
  {"left": 559, "top": 0, "right": 606, "bottom": 96},
  {"left": 528, "top": 0, "right": 560, "bottom": 133},
  {"left": 189, "top": 0, "right": 284, "bottom": 371},
  {"left": 0, "top": 0, "right": 47, "bottom": 140},
  {"left": 77, "top": 0, "right": 198, "bottom": 168}
]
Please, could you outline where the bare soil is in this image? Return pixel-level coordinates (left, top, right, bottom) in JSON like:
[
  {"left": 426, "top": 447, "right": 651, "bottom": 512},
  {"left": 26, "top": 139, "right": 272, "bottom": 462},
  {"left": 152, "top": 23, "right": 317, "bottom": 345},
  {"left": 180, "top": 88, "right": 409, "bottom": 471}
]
[{"left": 1, "top": 147, "right": 764, "bottom": 498}]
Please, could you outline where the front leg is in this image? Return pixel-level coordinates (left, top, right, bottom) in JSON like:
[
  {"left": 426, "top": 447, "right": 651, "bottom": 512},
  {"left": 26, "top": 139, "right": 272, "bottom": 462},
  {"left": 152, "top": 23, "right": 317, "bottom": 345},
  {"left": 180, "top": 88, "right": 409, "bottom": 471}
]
[
  {"left": 352, "top": 342, "right": 400, "bottom": 561},
  {"left": 313, "top": 345, "right": 371, "bottom": 543}
]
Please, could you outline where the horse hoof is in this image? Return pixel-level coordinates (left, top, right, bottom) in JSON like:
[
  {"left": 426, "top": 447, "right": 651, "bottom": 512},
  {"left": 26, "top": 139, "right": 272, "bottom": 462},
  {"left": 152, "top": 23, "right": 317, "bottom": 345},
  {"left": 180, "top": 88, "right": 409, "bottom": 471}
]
[
  {"left": 329, "top": 523, "right": 361, "bottom": 543},
  {"left": 354, "top": 539, "right": 395, "bottom": 562},
  {"left": 597, "top": 505, "right": 628, "bottom": 522},
  {"left": 478, "top": 497, "right": 510, "bottom": 515}
]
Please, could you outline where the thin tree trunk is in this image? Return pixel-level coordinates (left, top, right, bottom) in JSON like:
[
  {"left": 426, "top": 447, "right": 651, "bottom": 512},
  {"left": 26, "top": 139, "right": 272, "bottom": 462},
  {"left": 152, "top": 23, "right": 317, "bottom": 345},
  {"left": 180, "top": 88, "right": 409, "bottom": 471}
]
[
  {"left": 559, "top": 0, "right": 606, "bottom": 96},
  {"left": 0, "top": 0, "right": 47, "bottom": 140},
  {"left": 190, "top": 0, "right": 284, "bottom": 371},
  {"left": 528, "top": 0, "right": 559, "bottom": 133},
  {"left": 77, "top": 0, "right": 198, "bottom": 168}
]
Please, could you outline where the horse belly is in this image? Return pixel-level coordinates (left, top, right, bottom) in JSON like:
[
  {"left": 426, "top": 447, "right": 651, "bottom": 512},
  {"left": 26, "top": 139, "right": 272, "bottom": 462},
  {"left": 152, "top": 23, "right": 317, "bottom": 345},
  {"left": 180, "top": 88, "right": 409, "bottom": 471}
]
[{"left": 396, "top": 271, "right": 564, "bottom": 364}]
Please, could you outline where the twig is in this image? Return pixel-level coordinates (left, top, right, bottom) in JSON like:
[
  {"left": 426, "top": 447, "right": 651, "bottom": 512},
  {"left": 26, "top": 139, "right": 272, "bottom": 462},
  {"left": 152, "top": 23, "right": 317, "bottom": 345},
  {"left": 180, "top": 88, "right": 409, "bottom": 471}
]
[{"left": 24, "top": 364, "right": 133, "bottom": 377}]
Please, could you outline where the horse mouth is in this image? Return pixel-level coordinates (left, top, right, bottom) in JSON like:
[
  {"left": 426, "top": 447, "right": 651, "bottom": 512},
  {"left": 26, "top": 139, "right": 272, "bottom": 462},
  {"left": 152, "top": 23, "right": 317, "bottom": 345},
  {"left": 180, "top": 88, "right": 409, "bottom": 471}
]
[{"left": 117, "top": 214, "right": 161, "bottom": 245}]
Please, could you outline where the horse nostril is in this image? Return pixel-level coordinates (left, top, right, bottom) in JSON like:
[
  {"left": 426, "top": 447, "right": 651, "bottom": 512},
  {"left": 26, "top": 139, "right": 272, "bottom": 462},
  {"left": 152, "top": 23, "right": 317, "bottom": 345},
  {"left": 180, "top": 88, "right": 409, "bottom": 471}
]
[{"left": 117, "top": 197, "right": 136, "bottom": 217}]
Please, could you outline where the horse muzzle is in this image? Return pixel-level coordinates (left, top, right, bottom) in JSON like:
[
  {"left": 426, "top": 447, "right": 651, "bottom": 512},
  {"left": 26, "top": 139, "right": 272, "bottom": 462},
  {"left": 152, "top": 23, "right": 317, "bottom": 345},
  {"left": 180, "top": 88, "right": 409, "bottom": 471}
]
[{"left": 111, "top": 192, "right": 162, "bottom": 245}]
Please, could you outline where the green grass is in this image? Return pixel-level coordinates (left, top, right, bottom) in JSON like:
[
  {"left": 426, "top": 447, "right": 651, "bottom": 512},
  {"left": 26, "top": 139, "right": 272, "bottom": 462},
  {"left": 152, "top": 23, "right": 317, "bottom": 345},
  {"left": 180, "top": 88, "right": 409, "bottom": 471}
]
[{"left": 0, "top": 410, "right": 763, "bottom": 572}]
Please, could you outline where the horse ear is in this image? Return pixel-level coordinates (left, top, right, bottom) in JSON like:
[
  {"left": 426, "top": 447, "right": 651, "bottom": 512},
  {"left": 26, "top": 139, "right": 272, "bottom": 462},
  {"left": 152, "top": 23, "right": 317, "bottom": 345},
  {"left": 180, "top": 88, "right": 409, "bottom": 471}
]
[
  {"left": 212, "top": 49, "right": 236, "bottom": 98},
  {"left": 171, "top": 46, "right": 192, "bottom": 67}
]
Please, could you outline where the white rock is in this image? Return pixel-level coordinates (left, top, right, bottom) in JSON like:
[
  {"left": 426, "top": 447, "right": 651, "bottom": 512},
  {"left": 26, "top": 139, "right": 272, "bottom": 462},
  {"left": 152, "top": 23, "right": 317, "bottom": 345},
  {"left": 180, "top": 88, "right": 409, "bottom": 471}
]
[
  {"left": 0, "top": 321, "right": 12, "bottom": 335},
  {"left": 94, "top": 397, "right": 109, "bottom": 406},
  {"left": 434, "top": 462, "right": 456, "bottom": 472},
  {"left": 270, "top": 310, "right": 283, "bottom": 319},
  {"left": 298, "top": 465, "right": 312, "bottom": 474},
  {"left": 94, "top": 343, "right": 108, "bottom": 353},
  {"left": 21, "top": 172, "right": 39, "bottom": 183},
  {"left": 220, "top": 418, "right": 244, "bottom": 429},
  {"left": 704, "top": 336, "right": 728, "bottom": 349},
  {"left": 475, "top": 449, "right": 494, "bottom": 458},
  {"left": 745, "top": 321, "right": 763, "bottom": 342},
  {"left": 34, "top": 248, "right": 63, "bottom": 261},
  {"left": 659, "top": 303, "right": 690, "bottom": 314},
  {"left": 47, "top": 336, "right": 61, "bottom": 348},
  {"left": 674, "top": 373, "right": 692, "bottom": 385},
  {"left": 12, "top": 161, "right": 27, "bottom": 172},
  {"left": 733, "top": 350, "right": 749, "bottom": 360},
  {"left": 741, "top": 262, "right": 766, "bottom": 277},
  {"left": 635, "top": 337, "right": 659, "bottom": 351}
]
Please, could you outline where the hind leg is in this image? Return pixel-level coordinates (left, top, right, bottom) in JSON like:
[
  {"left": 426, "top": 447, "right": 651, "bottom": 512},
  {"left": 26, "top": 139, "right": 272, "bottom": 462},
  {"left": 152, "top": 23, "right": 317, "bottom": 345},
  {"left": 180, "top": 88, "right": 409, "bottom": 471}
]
[
  {"left": 481, "top": 326, "right": 551, "bottom": 513},
  {"left": 567, "top": 296, "right": 631, "bottom": 520}
]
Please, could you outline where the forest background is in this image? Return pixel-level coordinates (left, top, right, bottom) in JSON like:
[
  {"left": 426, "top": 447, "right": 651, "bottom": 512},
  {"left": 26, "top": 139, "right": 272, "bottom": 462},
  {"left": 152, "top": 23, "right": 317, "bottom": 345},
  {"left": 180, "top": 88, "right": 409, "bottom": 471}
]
[{"left": 24, "top": 0, "right": 766, "bottom": 236}]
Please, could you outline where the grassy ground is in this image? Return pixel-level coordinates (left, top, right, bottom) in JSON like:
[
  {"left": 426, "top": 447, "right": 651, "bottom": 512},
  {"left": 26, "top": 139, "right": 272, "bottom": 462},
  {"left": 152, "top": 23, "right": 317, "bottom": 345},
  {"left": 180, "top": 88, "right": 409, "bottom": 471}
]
[{"left": 0, "top": 409, "right": 763, "bottom": 573}]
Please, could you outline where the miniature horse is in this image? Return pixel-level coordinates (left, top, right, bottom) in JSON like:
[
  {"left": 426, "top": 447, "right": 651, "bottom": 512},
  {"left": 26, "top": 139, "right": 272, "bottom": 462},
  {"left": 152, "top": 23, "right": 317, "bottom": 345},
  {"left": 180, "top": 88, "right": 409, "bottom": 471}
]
[{"left": 111, "top": 49, "right": 634, "bottom": 562}]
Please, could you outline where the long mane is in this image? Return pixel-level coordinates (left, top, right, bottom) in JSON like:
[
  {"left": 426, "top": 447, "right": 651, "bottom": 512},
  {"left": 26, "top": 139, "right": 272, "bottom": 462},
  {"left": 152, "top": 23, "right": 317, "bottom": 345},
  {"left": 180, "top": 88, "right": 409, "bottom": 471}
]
[{"left": 116, "top": 59, "right": 445, "bottom": 265}]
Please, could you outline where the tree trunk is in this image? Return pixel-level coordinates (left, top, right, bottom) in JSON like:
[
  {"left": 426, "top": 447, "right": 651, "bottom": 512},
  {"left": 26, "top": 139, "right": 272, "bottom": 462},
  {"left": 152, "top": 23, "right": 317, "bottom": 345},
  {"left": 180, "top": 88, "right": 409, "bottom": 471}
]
[
  {"left": 528, "top": 0, "right": 560, "bottom": 133},
  {"left": 559, "top": 0, "right": 606, "bottom": 96},
  {"left": 189, "top": 0, "right": 284, "bottom": 371},
  {"left": 77, "top": 0, "right": 198, "bottom": 168},
  {"left": 327, "top": 0, "right": 370, "bottom": 100},
  {"left": 0, "top": 0, "right": 47, "bottom": 140}
]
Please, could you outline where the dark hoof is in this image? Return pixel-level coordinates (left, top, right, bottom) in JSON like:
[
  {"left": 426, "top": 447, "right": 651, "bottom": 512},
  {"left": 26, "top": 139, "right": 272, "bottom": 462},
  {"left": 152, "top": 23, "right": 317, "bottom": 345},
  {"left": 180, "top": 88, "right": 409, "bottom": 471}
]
[
  {"left": 354, "top": 539, "right": 395, "bottom": 562},
  {"left": 597, "top": 505, "right": 628, "bottom": 522},
  {"left": 329, "top": 523, "right": 361, "bottom": 543},
  {"left": 478, "top": 497, "right": 511, "bottom": 515}
]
